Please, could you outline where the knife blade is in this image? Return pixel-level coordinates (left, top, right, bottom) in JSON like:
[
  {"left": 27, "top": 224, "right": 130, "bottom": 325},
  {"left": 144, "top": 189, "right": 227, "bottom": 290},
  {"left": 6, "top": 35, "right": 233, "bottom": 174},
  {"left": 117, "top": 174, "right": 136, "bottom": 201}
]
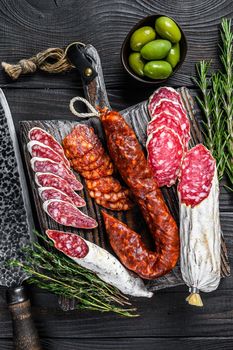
[{"left": 0, "top": 89, "right": 42, "bottom": 350}]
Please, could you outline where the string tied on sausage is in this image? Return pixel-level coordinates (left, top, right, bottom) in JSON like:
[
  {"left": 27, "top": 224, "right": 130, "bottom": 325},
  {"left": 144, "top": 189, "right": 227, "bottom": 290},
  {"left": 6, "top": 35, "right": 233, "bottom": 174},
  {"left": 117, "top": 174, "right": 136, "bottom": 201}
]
[
  {"left": 70, "top": 96, "right": 100, "bottom": 118},
  {"left": 1, "top": 42, "right": 85, "bottom": 80}
]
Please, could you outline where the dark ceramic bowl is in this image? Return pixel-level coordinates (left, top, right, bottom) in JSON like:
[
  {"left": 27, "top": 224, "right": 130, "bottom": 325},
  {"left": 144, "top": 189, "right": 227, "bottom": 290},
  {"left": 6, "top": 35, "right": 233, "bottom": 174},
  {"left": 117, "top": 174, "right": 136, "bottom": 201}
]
[{"left": 121, "top": 14, "right": 187, "bottom": 84}]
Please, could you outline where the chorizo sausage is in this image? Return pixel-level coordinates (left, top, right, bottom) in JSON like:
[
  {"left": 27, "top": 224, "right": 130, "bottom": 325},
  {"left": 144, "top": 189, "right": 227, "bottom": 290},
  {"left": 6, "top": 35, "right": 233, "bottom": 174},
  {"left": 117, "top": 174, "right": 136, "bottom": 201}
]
[
  {"left": 63, "top": 124, "right": 133, "bottom": 211},
  {"left": 99, "top": 107, "right": 179, "bottom": 279}
]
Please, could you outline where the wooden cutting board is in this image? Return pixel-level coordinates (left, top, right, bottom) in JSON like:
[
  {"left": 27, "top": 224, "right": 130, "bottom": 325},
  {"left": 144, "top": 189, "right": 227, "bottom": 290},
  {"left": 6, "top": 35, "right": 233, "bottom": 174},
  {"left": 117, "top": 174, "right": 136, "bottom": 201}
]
[{"left": 19, "top": 87, "right": 230, "bottom": 310}]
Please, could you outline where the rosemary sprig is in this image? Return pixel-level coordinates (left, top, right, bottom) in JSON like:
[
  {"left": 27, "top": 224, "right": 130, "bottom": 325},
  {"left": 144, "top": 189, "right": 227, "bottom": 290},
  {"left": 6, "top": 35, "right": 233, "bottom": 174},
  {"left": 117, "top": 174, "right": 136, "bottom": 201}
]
[
  {"left": 193, "top": 60, "right": 214, "bottom": 152},
  {"left": 193, "top": 18, "right": 233, "bottom": 188},
  {"left": 220, "top": 18, "right": 233, "bottom": 183},
  {"left": 10, "top": 231, "right": 138, "bottom": 317}
]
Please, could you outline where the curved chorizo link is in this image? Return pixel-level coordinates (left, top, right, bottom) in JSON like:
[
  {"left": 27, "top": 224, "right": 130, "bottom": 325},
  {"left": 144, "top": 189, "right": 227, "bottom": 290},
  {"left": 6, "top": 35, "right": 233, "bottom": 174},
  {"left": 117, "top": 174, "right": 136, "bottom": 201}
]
[{"left": 100, "top": 107, "right": 179, "bottom": 279}]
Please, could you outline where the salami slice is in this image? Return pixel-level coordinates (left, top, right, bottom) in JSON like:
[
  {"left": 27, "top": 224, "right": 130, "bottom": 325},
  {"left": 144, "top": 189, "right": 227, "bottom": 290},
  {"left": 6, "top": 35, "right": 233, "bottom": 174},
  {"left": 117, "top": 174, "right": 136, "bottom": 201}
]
[
  {"left": 47, "top": 230, "right": 89, "bottom": 258},
  {"left": 43, "top": 199, "right": 97, "bottom": 229},
  {"left": 28, "top": 141, "right": 69, "bottom": 169},
  {"left": 38, "top": 187, "right": 75, "bottom": 205},
  {"left": 31, "top": 157, "right": 83, "bottom": 190},
  {"left": 148, "top": 87, "right": 185, "bottom": 113},
  {"left": 178, "top": 144, "right": 216, "bottom": 207},
  {"left": 62, "top": 124, "right": 100, "bottom": 159},
  {"left": 28, "top": 127, "right": 70, "bottom": 168},
  {"left": 149, "top": 99, "right": 190, "bottom": 147},
  {"left": 35, "top": 173, "right": 85, "bottom": 207},
  {"left": 146, "top": 126, "right": 184, "bottom": 187}
]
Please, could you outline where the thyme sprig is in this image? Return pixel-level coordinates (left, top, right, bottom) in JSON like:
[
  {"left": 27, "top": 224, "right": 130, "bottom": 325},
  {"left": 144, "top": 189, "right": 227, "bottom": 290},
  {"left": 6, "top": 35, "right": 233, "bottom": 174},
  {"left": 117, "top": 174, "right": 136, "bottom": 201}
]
[
  {"left": 10, "top": 231, "right": 138, "bottom": 317},
  {"left": 193, "top": 18, "right": 233, "bottom": 188}
]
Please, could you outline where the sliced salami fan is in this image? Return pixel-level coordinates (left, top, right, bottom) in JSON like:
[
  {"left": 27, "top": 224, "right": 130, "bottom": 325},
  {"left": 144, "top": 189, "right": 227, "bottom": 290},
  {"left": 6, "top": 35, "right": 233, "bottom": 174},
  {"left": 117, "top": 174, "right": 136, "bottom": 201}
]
[
  {"left": 31, "top": 157, "right": 83, "bottom": 190},
  {"left": 149, "top": 99, "right": 190, "bottom": 147},
  {"left": 28, "top": 141, "right": 69, "bottom": 169},
  {"left": 178, "top": 144, "right": 216, "bottom": 207},
  {"left": 62, "top": 124, "right": 100, "bottom": 159},
  {"left": 148, "top": 87, "right": 185, "bottom": 113},
  {"left": 28, "top": 127, "right": 70, "bottom": 168},
  {"left": 147, "top": 112, "right": 187, "bottom": 149},
  {"left": 35, "top": 173, "right": 85, "bottom": 207},
  {"left": 147, "top": 126, "right": 184, "bottom": 187},
  {"left": 43, "top": 199, "right": 97, "bottom": 229},
  {"left": 38, "top": 187, "right": 75, "bottom": 205}
]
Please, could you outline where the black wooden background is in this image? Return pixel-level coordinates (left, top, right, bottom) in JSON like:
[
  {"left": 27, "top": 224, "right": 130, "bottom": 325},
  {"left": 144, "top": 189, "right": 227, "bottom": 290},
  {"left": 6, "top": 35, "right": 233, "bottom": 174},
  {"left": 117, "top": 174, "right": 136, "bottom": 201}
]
[{"left": 0, "top": 0, "right": 233, "bottom": 349}]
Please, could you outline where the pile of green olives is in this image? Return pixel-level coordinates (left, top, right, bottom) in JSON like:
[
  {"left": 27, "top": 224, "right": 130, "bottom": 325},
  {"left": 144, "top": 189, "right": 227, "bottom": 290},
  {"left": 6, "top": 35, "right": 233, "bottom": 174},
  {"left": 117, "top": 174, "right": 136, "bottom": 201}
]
[{"left": 128, "top": 16, "right": 182, "bottom": 80}]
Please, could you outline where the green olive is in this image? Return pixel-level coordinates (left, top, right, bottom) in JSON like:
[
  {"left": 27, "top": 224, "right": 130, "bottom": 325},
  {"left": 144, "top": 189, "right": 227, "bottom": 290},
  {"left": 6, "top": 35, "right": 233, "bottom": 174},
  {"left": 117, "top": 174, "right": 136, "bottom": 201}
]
[
  {"left": 128, "top": 52, "right": 145, "bottom": 76},
  {"left": 141, "top": 39, "right": 172, "bottom": 60},
  {"left": 130, "top": 26, "right": 156, "bottom": 51},
  {"left": 166, "top": 43, "right": 180, "bottom": 68},
  {"left": 155, "top": 16, "right": 181, "bottom": 43},
  {"left": 144, "top": 60, "right": 172, "bottom": 79}
]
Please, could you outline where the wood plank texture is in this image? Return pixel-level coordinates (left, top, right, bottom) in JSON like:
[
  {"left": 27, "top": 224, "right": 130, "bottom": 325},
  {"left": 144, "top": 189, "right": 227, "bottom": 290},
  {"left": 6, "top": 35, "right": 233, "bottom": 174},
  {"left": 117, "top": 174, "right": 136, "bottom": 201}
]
[
  {"left": 2, "top": 338, "right": 233, "bottom": 350},
  {"left": 0, "top": 0, "right": 232, "bottom": 89},
  {"left": 0, "top": 0, "right": 233, "bottom": 349}
]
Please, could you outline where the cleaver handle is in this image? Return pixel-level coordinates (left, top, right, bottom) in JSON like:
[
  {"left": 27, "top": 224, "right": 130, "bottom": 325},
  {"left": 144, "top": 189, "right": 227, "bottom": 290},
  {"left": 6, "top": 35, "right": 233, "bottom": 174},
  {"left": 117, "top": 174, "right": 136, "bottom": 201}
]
[{"left": 7, "top": 286, "right": 42, "bottom": 350}]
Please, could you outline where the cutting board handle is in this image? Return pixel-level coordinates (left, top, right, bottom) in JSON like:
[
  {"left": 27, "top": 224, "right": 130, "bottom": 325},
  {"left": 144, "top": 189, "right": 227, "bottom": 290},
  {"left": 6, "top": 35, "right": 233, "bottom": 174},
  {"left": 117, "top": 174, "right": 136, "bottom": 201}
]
[
  {"left": 67, "top": 43, "right": 111, "bottom": 110},
  {"left": 7, "top": 286, "right": 42, "bottom": 350}
]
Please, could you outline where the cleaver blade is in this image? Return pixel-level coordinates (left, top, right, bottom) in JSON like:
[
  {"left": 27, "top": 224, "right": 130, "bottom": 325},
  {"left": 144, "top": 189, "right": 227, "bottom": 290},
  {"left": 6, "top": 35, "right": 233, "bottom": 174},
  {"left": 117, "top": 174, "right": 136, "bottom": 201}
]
[{"left": 0, "top": 89, "right": 42, "bottom": 350}]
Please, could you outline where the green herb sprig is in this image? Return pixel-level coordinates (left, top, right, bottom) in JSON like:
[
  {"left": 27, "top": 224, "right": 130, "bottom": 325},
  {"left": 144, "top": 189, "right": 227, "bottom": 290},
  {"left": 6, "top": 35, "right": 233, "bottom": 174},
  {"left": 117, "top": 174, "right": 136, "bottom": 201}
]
[
  {"left": 193, "top": 18, "right": 233, "bottom": 188},
  {"left": 220, "top": 18, "right": 233, "bottom": 184},
  {"left": 10, "top": 231, "right": 138, "bottom": 317}
]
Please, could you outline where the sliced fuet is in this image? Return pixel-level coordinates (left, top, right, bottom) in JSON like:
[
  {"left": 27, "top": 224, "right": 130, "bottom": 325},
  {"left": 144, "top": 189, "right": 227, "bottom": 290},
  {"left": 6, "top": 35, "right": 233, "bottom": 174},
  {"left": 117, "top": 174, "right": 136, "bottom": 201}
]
[
  {"left": 35, "top": 173, "right": 85, "bottom": 207},
  {"left": 43, "top": 200, "right": 97, "bottom": 229}
]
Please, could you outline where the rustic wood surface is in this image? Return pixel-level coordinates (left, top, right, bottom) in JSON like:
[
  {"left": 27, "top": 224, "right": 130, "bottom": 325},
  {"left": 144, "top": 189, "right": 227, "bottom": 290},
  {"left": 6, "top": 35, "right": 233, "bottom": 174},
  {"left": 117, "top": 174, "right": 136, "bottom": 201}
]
[{"left": 0, "top": 0, "right": 233, "bottom": 349}]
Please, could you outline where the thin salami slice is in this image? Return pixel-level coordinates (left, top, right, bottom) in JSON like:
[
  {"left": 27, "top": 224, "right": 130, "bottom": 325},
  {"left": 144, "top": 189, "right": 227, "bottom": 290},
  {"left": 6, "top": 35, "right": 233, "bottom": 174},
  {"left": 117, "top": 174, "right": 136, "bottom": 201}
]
[
  {"left": 147, "top": 126, "right": 184, "bottom": 187},
  {"left": 148, "top": 87, "right": 185, "bottom": 113},
  {"left": 28, "top": 127, "right": 70, "bottom": 168},
  {"left": 178, "top": 144, "right": 216, "bottom": 207},
  {"left": 86, "top": 176, "right": 122, "bottom": 194},
  {"left": 46, "top": 230, "right": 89, "bottom": 258},
  {"left": 31, "top": 157, "right": 83, "bottom": 190},
  {"left": 35, "top": 173, "right": 85, "bottom": 207},
  {"left": 43, "top": 199, "right": 97, "bottom": 229},
  {"left": 28, "top": 141, "right": 69, "bottom": 169},
  {"left": 38, "top": 187, "right": 75, "bottom": 205},
  {"left": 62, "top": 124, "right": 100, "bottom": 159},
  {"left": 149, "top": 99, "right": 190, "bottom": 146}
]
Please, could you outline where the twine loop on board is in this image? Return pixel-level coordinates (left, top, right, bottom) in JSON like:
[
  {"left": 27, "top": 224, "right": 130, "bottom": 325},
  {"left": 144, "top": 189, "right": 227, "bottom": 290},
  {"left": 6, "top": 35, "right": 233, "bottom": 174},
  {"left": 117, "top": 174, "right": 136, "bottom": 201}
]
[
  {"left": 1, "top": 42, "right": 85, "bottom": 80},
  {"left": 69, "top": 96, "right": 100, "bottom": 119}
]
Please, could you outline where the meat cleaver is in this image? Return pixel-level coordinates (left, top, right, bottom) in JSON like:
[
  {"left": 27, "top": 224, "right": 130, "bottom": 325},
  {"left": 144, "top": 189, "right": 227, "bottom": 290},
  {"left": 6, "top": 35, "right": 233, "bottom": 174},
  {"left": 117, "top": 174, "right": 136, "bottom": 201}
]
[{"left": 0, "top": 89, "right": 42, "bottom": 349}]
